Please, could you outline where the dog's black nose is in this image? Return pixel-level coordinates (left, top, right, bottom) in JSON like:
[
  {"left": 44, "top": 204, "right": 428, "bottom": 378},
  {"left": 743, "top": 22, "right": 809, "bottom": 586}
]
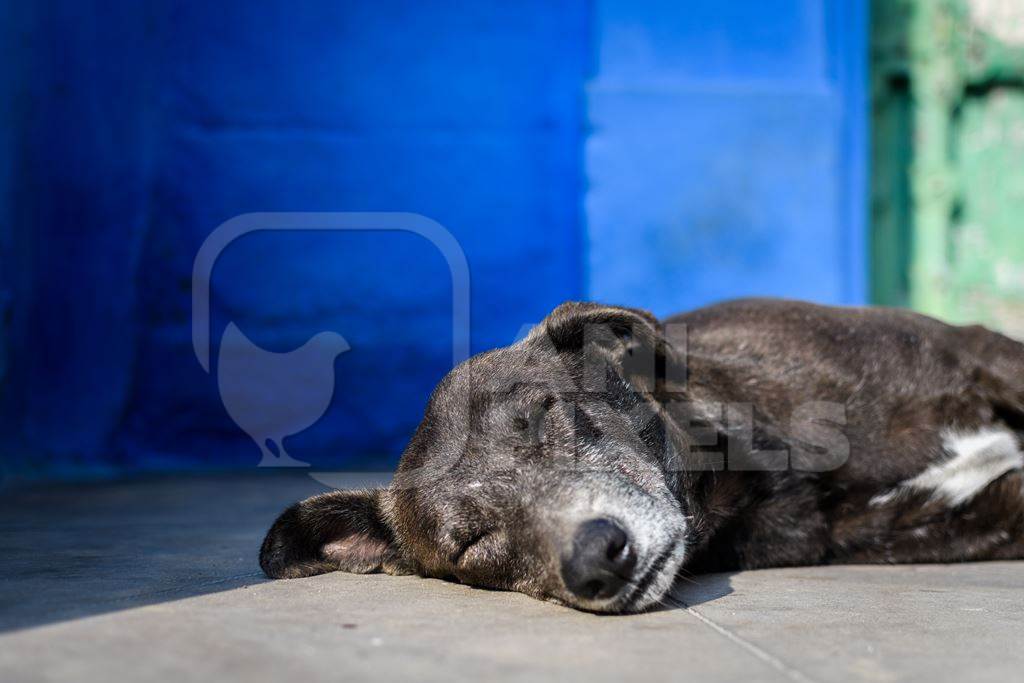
[{"left": 561, "top": 518, "right": 637, "bottom": 601}]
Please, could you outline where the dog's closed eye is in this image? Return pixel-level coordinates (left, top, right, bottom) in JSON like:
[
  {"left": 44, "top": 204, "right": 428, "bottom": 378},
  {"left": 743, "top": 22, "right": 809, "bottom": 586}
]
[{"left": 512, "top": 396, "right": 556, "bottom": 443}]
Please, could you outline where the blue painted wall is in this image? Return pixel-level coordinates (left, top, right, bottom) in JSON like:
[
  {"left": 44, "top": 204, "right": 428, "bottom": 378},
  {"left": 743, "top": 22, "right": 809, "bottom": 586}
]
[
  {"left": 587, "top": 0, "right": 867, "bottom": 314},
  {"left": 0, "top": 1, "right": 866, "bottom": 480}
]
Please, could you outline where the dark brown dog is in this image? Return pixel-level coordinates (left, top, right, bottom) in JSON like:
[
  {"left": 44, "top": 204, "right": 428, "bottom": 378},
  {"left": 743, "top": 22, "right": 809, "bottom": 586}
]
[{"left": 260, "top": 299, "right": 1024, "bottom": 612}]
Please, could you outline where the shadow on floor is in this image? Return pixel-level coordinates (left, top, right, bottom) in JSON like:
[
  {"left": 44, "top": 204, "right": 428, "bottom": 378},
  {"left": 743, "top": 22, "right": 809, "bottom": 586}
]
[
  {"left": 0, "top": 471, "right": 351, "bottom": 633},
  {"left": 668, "top": 572, "right": 736, "bottom": 608}
]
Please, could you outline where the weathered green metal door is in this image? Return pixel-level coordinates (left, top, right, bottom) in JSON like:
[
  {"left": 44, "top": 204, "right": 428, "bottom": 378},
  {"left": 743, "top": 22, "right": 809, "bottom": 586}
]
[{"left": 872, "top": 0, "right": 1024, "bottom": 338}]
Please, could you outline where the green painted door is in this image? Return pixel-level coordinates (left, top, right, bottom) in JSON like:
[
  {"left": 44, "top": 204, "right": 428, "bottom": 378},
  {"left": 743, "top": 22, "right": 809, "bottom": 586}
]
[{"left": 872, "top": 0, "right": 1024, "bottom": 338}]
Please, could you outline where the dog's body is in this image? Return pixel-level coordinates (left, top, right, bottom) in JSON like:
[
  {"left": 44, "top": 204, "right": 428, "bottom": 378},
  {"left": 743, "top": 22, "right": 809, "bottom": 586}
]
[{"left": 261, "top": 299, "right": 1024, "bottom": 612}]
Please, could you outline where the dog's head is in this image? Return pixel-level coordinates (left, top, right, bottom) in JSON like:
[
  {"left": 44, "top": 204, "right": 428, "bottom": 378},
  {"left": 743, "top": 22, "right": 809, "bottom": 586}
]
[{"left": 261, "top": 303, "right": 694, "bottom": 613}]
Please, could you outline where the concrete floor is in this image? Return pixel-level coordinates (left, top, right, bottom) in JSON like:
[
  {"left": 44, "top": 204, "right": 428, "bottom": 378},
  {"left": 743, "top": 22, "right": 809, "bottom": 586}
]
[{"left": 2, "top": 473, "right": 1022, "bottom": 683}]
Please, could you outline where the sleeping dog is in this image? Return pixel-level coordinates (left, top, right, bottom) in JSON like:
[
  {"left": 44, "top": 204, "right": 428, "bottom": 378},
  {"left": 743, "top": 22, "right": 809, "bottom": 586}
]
[{"left": 260, "top": 299, "right": 1024, "bottom": 613}]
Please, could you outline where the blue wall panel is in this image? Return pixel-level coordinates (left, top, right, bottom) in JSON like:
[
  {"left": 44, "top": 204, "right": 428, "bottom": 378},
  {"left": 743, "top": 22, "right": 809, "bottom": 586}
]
[
  {"left": 1, "top": 1, "right": 589, "bottom": 478},
  {"left": 586, "top": 0, "right": 867, "bottom": 315},
  {"left": 0, "top": 1, "right": 867, "bottom": 480}
]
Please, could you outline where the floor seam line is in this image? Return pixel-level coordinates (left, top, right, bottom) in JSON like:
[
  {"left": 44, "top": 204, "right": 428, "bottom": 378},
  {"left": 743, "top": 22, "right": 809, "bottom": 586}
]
[{"left": 667, "top": 596, "right": 819, "bottom": 683}]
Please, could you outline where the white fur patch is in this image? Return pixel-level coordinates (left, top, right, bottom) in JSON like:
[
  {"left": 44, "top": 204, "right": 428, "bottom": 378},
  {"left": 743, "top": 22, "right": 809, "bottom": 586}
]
[{"left": 885, "top": 427, "right": 1024, "bottom": 507}]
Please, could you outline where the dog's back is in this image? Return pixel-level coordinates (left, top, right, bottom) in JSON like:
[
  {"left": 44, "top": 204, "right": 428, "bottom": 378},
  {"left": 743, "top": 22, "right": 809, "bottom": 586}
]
[{"left": 668, "top": 298, "right": 1024, "bottom": 570}]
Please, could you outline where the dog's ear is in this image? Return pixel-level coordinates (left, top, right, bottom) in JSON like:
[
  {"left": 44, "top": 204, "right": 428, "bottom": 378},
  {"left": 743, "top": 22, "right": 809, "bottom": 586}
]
[
  {"left": 259, "top": 489, "right": 410, "bottom": 579},
  {"left": 539, "top": 301, "right": 671, "bottom": 394},
  {"left": 541, "top": 301, "right": 659, "bottom": 352}
]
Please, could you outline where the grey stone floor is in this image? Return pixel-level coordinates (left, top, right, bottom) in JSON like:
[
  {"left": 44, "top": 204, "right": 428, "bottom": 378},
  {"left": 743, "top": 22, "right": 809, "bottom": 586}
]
[{"left": 1, "top": 472, "right": 1022, "bottom": 682}]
